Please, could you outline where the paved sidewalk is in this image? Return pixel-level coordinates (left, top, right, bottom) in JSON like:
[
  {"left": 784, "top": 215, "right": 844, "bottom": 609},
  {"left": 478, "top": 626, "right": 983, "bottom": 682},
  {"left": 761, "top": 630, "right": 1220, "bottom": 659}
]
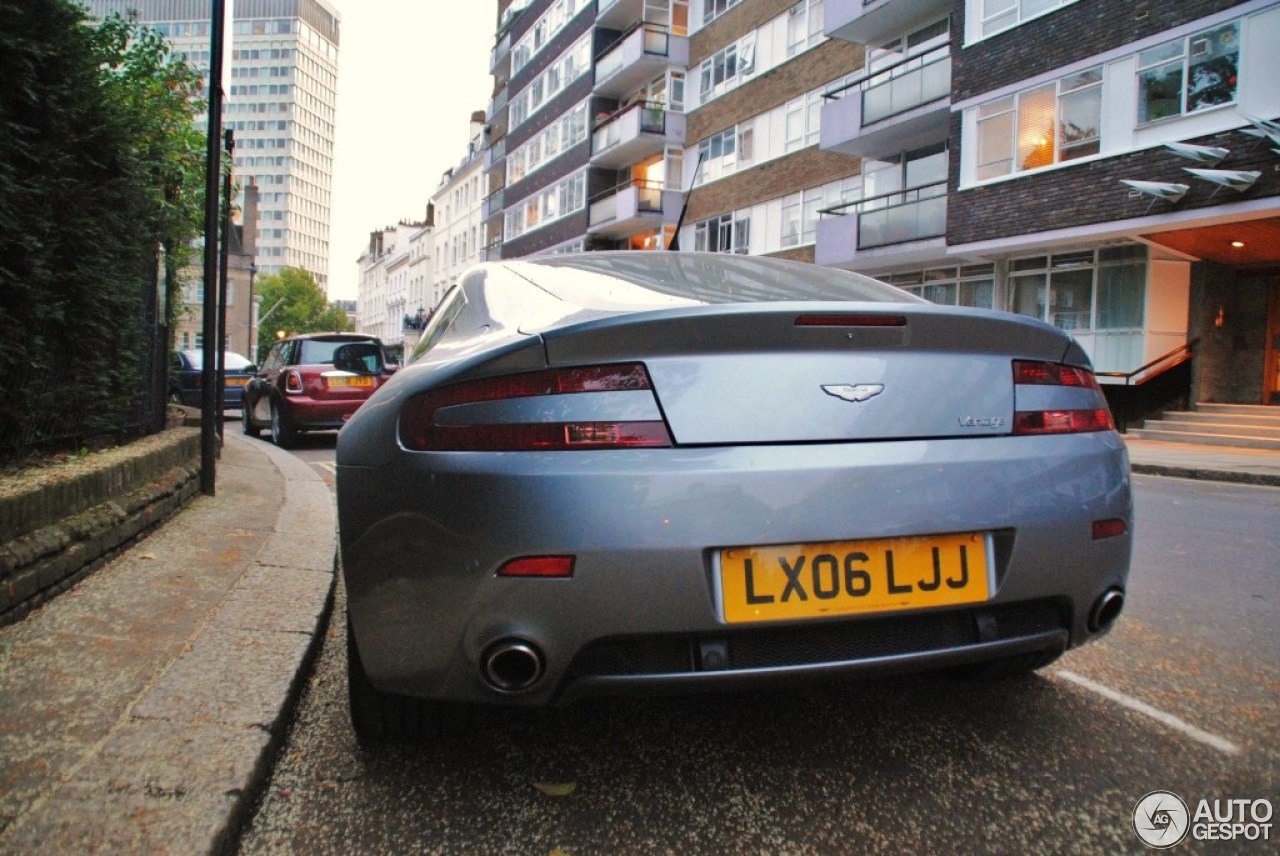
[
  {"left": 0, "top": 430, "right": 1276, "bottom": 856},
  {"left": 0, "top": 432, "right": 334, "bottom": 855}
]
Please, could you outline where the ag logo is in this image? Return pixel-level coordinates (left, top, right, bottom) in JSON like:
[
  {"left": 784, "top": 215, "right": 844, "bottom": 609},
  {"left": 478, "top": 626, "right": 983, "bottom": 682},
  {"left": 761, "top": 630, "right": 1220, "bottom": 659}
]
[{"left": 1134, "top": 791, "right": 1190, "bottom": 849}]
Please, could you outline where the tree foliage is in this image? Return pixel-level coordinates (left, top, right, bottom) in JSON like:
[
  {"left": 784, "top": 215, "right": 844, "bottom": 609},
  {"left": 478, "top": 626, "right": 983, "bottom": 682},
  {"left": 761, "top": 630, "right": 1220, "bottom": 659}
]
[
  {"left": 254, "top": 267, "right": 353, "bottom": 361},
  {"left": 0, "top": 0, "right": 206, "bottom": 454}
]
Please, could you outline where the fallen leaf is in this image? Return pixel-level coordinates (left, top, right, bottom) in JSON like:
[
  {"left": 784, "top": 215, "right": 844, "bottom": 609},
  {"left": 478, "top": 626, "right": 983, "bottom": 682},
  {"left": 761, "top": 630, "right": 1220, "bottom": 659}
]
[
  {"left": 532, "top": 782, "right": 577, "bottom": 797},
  {"left": 139, "top": 553, "right": 156, "bottom": 560}
]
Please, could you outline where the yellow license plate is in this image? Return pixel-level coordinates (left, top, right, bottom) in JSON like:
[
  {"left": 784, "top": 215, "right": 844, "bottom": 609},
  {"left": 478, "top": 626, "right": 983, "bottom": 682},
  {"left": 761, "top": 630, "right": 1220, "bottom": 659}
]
[
  {"left": 328, "top": 376, "right": 374, "bottom": 388},
  {"left": 225, "top": 377, "right": 249, "bottom": 386},
  {"left": 719, "top": 532, "right": 990, "bottom": 624}
]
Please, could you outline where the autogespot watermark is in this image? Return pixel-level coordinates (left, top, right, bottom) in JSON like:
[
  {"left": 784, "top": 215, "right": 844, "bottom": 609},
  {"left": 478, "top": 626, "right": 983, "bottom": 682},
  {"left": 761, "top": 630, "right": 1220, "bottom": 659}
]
[{"left": 1133, "top": 791, "right": 1274, "bottom": 849}]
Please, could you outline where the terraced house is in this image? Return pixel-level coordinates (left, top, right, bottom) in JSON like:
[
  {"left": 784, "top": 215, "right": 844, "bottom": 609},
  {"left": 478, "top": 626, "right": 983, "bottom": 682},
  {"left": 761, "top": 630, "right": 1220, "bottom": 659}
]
[{"left": 482, "top": 0, "right": 1280, "bottom": 409}]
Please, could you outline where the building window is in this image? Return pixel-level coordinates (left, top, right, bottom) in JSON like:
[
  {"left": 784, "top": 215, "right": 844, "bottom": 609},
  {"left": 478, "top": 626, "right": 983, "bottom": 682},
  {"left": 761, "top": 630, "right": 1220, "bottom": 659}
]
[
  {"left": 512, "top": 0, "right": 588, "bottom": 75},
  {"left": 702, "top": 0, "right": 743, "bottom": 27},
  {"left": 974, "top": 66, "right": 1101, "bottom": 180},
  {"left": 886, "top": 265, "right": 996, "bottom": 309},
  {"left": 694, "top": 212, "right": 750, "bottom": 253},
  {"left": 503, "top": 171, "right": 587, "bottom": 240},
  {"left": 1138, "top": 22, "right": 1239, "bottom": 124},
  {"left": 510, "top": 34, "right": 591, "bottom": 129},
  {"left": 1007, "top": 247, "right": 1146, "bottom": 332},
  {"left": 977, "top": 0, "right": 1079, "bottom": 39},
  {"left": 508, "top": 101, "right": 589, "bottom": 185},
  {"left": 786, "top": 0, "right": 824, "bottom": 58},
  {"left": 697, "top": 33, "right": 756, "bottom": 101}
]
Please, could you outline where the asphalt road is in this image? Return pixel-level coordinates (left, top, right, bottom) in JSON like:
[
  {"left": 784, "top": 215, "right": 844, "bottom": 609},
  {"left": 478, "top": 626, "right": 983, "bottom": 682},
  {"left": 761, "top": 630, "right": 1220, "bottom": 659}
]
[{"left": 237, "top": 448, "right": 1279, "bottom": 855}]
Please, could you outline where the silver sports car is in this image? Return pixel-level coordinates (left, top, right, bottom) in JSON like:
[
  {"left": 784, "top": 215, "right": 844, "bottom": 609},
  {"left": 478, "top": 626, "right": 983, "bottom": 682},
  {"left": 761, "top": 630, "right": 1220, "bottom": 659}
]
[{"left": 337, "top": 252, "right": 1132, "bottom": 741}]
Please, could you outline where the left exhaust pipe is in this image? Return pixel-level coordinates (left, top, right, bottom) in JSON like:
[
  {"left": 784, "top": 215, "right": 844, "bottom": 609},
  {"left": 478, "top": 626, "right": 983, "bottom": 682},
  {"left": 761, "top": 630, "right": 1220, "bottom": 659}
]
[
  {"left": 1089, "top": 588, "right": 1125, "bottom": 632},
  {"left": 482, "top": 639, "right": 545, "bottom": 692}
]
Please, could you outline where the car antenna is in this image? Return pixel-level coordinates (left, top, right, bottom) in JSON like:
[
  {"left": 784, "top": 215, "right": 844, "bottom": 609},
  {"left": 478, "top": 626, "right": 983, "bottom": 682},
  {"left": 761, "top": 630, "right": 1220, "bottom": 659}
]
[{"left": 666, "top": 149, "right": 706, "bottom": 252}]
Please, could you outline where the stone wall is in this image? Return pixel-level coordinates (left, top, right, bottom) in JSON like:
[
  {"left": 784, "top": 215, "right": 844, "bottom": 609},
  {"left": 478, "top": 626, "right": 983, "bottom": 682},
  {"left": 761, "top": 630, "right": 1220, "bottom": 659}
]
[{"left": 0, "top": 427, "right": 202, "bottom": 626}]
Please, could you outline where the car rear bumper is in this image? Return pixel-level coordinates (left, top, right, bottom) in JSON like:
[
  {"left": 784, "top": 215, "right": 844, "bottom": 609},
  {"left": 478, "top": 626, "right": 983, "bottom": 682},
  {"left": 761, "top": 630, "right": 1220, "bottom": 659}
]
[
  {"left": 281, "top": 396, "right": 363, "bottom": 431},
  {"left": 339, "top": 432, "right": 1132, "bottom": 706}
]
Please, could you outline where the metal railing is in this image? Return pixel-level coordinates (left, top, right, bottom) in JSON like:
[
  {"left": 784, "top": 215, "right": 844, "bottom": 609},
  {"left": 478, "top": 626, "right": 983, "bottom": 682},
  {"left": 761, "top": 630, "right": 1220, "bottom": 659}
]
[
  {"left": 819, "top": 181, "right": 947, "bottom": 249},
  {"left": 823, "top": 46, "right": 950, "bottom": 125},
  {"left": 592, "top": 100, "right": 668, "bottom": 153},
  {"left": 595, "top": 23, "right": 672, "bottom": 80},
  {"left": 1097, "top": 338, "right": 1200, "bottom": 432},
  {"left": 588, "top": 178, "right": 666, "bottom": 226}
]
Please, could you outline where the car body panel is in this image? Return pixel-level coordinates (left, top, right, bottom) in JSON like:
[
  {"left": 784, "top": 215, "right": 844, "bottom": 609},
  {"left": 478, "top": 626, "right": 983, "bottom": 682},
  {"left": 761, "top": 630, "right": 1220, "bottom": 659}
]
[
  {"left": 338, "top": 252, "right": 1132, "bottom": 708},
  {"left": 243, "top": 333, "right": 396, "bottom": 438},
  {"left": 169, "top": 350, "right": 255, "bottom": 408}
]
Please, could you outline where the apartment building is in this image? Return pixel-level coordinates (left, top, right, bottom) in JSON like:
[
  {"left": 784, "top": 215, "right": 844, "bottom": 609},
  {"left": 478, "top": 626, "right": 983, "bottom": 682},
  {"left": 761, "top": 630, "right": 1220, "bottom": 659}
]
[
  {"left": 86, "top": 0, "right": 340, "bottom": 289},
  {"left": 430, "top": 114, "right": 490, "bottom": 309},
  {"left": 483, "top": 0, "right": 1280, "bottom": 405},
  {"left": 356, "top": 218, "right": 429, "bottom": 355}
]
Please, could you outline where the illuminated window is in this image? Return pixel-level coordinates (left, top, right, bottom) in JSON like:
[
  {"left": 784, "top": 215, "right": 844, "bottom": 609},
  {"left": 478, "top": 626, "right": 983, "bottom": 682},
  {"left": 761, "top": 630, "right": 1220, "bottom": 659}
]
[{"left": 973, "top": 66, "right": 1101, "bottom": 179}]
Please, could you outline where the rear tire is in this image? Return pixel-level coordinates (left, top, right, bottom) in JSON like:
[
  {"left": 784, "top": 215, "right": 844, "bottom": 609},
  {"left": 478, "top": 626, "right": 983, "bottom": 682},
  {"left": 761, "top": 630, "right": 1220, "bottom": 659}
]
[
  {"left": 947, "top": 649, "right": 1062, "bottom": 681},
  {"left": 241, "top": 401, "right": 260, "bottom": 437},
  {"left": 347, "top": 618, "right": 466, "bottom": 743},
  {"left": 270, "top": 400, "right": 297, "bottom": 448}
]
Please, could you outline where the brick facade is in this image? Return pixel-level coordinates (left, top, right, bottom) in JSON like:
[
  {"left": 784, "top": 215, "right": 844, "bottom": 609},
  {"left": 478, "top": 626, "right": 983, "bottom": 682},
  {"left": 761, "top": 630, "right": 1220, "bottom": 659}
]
[
  {"left": 947, "top": 122, "right": 1280, "bottom": 247},
  {"left": 689, "top": 0, "right": 798, "bottom": 66},
  {"left": 686, "top": 40, "right": 865, "bottom": 142},
  {"left": 686, "top": 148, "right": 862, "bottom": 222},
  {"left": 1190, "top": 265, "right": 1273, "bottom": 404},
  {"left": 952, "top": 0, "right": 1246, "bottom": 101}
]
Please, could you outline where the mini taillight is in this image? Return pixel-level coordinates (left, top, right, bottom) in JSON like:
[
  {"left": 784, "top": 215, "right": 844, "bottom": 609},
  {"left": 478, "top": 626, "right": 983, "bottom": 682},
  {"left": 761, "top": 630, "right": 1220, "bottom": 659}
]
[
  {"left": 284, "top": 370, "right": 304, "bottom": 394},
  {"left": 400, "top": 363, "right": 673, "bottom": 451},
  {"left": 1013, "top": 360, "right": 1113, "bottom": 435},
  {"left": 497, "top": 556, "right": 575, "bottom": 578}
]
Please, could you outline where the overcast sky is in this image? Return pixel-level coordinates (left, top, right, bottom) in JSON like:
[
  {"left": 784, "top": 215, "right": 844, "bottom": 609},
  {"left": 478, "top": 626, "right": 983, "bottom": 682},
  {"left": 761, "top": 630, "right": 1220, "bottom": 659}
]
[{"left": 326, "top": 3, "right": 497, "bottom": 300}]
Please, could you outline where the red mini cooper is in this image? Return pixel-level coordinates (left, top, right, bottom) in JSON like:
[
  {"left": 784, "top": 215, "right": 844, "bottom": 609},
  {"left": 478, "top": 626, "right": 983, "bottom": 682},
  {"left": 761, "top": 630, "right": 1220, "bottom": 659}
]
[{"left": 242, "top": 333, "right": 396, "bottom": 448}]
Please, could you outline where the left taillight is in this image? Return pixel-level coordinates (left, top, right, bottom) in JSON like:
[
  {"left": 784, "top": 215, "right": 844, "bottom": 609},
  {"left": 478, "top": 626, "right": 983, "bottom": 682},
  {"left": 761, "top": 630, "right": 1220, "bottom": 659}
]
[
  {"left": 1012, "top": 360, "right": 1114, "bottom": 435},
  {"left": 400, "top": 363, "right": 673, "bottom": 451},
  {"left": 284, "top": 370, "right": 304, "bottom": 394}
]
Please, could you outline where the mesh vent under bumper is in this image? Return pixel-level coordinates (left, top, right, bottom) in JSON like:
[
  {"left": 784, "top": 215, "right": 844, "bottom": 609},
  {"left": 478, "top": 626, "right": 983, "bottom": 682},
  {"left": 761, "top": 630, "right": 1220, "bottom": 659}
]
[{"left": 566, "top": 599, "right": 1069, "bottom": 679}]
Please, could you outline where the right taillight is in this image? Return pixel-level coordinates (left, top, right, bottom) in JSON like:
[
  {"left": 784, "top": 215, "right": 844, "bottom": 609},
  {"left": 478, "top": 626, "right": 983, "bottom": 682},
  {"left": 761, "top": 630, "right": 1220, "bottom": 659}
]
[
  {"left": 400, "top": 363, "right": 673, "bottom": 451},
  {"left": 1012, "top": 360, "right": 1114, "bottom": 435}
]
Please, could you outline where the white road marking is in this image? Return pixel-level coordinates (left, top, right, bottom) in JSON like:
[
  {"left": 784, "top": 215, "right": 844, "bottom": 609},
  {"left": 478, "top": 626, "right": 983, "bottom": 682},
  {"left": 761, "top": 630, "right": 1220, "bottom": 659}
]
[{"left": 1054, "top": 669, "right": 1242, "bottom": 757}]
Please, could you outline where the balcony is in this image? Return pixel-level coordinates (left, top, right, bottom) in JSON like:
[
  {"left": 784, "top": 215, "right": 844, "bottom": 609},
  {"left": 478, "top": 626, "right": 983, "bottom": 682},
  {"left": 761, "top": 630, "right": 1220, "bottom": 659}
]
[
  {"left": 490, "top": 30, "right": 511, "bottom": 73},
  {"left": 815, "top": 182, "right": 947, "bottom": 269},
  {"left": 596, "top": 0, "right": 644, "bottom": 30},
  {"left": 482, "top": 188, "right": 504, "bottom": 222},
  {"left": 825, "top": 0, "right": 951, "bottom": 46},
  {"left": 590, "top": 101, "right": 685, "bottom": 169},
  {"left": 594, "top": 23, "right": 688, "bottom": 99},
  {"left": 484, "top": 137, "right": 506, "bottom": 173},
  {"left": 820, "top": 47, "right": 950, "bottom": 158},
  {"left": 587, "top": 179, "right": 682, "bottom": 238}
]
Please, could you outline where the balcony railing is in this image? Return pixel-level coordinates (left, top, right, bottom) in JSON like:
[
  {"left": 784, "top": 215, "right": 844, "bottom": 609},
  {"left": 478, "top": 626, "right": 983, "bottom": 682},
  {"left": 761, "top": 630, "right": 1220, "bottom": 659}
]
[
  {"left": 820, "top": 181, "right": 947, "bottom": 250},
  {"left": 824, "top": 45, "right": 950, "bottom": 125},
  {"left": 594, "top": 23, "right": 680, "bottom": 96},
  {"left": 592, "top": 100, "right": 668, "bottom": 152},
  {"left": 588, "top": 178, "right": 666, "bottom": 227}
]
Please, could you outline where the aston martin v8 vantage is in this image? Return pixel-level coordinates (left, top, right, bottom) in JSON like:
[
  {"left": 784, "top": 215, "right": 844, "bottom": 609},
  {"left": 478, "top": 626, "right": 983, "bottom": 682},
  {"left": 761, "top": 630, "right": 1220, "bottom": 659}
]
[{"left": 336, "top": 252, "right": 1132, "bottom": 741}]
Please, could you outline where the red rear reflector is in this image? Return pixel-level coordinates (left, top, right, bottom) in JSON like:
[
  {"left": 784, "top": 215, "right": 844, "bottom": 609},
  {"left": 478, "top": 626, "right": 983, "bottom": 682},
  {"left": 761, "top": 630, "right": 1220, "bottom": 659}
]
[
  {"left": 1013, "top": 408, "right": 1114, "bottom": 435},
  {"left": 795, "top": 314, "right": 907, "bottom": 327},
  {"left": 1092, "top": 519, "right": 1128, "bottom": 540},
  {"left": 400, "top": 363, "right": 673, "bottom": 451},
  {"left": 497, "top": 556, "right": 575, "bottom": 578}
]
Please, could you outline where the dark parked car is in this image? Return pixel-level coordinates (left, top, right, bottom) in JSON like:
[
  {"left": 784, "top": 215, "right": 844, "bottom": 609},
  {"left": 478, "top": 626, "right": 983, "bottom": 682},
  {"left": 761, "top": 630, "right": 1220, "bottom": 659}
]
[
  {"left": 337, "top": 252, "right": 1132, "bottom": 742},
  {"left": 242, "top": 333, "right": 395, "bottom": 448},
  {"left": 169, "top": 350, "right": 255, "bottom": 409}
]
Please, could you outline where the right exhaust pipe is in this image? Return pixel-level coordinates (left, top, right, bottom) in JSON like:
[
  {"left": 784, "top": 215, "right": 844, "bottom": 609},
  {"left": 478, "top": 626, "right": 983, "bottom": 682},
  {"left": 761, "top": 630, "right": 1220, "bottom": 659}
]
[{"left": 1089, "top": 588, "right": 1125, "bottom": 632}]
